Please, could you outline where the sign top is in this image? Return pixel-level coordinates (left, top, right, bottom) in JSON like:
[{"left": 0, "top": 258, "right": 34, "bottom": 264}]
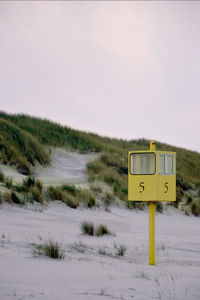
[{"left": 128, "top": 141, "right": 176, "bottom": 202}]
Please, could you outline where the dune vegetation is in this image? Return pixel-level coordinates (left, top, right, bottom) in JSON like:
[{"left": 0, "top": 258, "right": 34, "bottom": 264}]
[
  {"left": 0, "top": 117, "right": 50, "bottom": 174},
  {"left": 0, "top": 111, "right": 200, "bottom": 214}
]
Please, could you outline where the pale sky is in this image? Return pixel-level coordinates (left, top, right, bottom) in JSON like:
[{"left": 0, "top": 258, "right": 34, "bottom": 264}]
[{"left": 0, "top": 1, "right": 200, "bottom": 152}]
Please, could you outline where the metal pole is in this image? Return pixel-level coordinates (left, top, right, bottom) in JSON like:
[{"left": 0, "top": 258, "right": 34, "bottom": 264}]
[{"left": 149, "top": 201, "right": 155, "bottom": 265}]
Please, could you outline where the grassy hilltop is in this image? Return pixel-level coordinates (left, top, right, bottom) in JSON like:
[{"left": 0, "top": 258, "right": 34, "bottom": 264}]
[{"left": 0, "top": 111, "right": 200, "bottom": 212}]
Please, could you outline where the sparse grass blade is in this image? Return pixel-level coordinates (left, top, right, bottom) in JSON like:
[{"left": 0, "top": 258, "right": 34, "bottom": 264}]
[
  {"left": 0, "top": 169, "right": 4, "bottom": 183},
  {"left": 80, "top": 221, "right": 94, "bottom": 236},
  {"left": 95, "top": 224, "right": 111, "bottom": 237},
  {"left": 115, "top": 244, "right": 127, "bottom": 257},
  {"left": 34, "top": 239, "right": 64, "bottom": 259}
]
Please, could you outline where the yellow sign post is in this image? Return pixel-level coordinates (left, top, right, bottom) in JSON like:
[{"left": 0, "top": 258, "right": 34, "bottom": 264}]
[
  {"left": 128, "top": 141, "right": 176, "bottom": 265},
  {"left": 149, "top": 201, "right": 155, "bottom": 265}
]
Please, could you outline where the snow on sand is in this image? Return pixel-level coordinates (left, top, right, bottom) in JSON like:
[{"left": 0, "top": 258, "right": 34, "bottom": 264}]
[{"left": 0, "top": 203, "right": 200, "bottom": 300}]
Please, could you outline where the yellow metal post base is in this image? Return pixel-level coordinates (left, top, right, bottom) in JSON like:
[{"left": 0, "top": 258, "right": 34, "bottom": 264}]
[{"left": 149, "top": 202, "right": 155, "bottom": 265}]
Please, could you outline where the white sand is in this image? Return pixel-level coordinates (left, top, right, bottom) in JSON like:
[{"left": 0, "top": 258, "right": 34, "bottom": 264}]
[
  {"left": 0, "top": 149, "right": 200, "bottom": 299},
  {"left": 0, "top": 203, "right": 200, "bottom": 300},
  {"left": 34, "top": 148, "right": 98, "bottom": 185}
]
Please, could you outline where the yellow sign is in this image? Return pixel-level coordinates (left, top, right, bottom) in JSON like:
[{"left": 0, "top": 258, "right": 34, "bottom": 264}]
[
  {"left": 128, "top": 143, "right": 176, "bottom": 202},
  {"left": 128, "top": 141, "right": 176, "bottom": 265}
]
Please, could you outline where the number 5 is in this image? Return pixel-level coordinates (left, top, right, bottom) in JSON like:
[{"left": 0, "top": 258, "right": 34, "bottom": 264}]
[
  {"left": 139, "top": 182, "right": 145, "bottom": 193},
  {"left": 164, "top": 182, "right": 168, "bottom": 193}
]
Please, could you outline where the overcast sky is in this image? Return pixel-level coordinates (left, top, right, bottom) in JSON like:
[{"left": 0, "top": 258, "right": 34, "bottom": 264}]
[{"left": 0, "top": 1, "right": 200, "bottom": 152}]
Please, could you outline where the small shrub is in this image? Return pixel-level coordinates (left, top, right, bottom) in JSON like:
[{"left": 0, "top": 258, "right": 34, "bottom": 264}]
[
  {"left": 5, "top": 178, "right": 13, "bottom": 189},
  {"left": 98, "top": 248, "right": 106, "bottom": 255},
  {"left": 100, "top": 152, "right": 128, "bottom": 175},
  {"left": 13, "top": 185, "right": 25, "bottom": 193},
  {"left": 127, "top": 201, "right": 134, "bottom": 209},
  {"left": 22, "top": 177, "right": 43, "bottom": 195},
  {"left": 0, "top": 169, "right": 4, "bottom": 182},
  {"left": 103, "top": 192, "right": 114, "bottom": 206},
  {"left": 191, "top": 201, "right": 200, "bottom": 217},
  {"left": 34, "top": 239, "right": 64, "bottom": 259},
  {"left": 105, "top": 205, "right": 111, "bottom": 213},
  {"left": 77, "top": 189, "right": 96, "bottom": 208},
  {"left": 17, "top": 158, "right": 31, "bottom": 175},
  {"left": 87, "top": 195, "right": 96, "bottom": 208},
  {"left": 35, "top": 180, "right": 43, "bottom": 193},
  {"left": 30, "top": 187, "right": 43, "bottom": 204},
  {"left": 4, "top": 192, "right": 12, "bottom": 204},
  {"left": 90, "top": 185, "right": 102, "bottom": 194},
  {"left": 95, "top": 224, "right": 111, "bottom": 237},
  {"left": 80, "top": 221, "right": 94, "bottom": 236},
  {"left": 115, "top": 244, "right": 126, "bottom": 257},
  {"left": 187, "top": 195, "right": 193, "bottom": 204},
  {"left": 81, "top": 222, "right": 112, "bottom": 237},
  {"left": 184, "top": 208, "right": 190, "bottom": 216},
  {"left": 69, "top": 242, "right": 88, "bottom": 253},
  {"left": 47, "top": 186, "right": 79, "bottom": 208},
  {"left": 105, "top": 193, "right": 114, "bottom": 201},
  {"left": 112, "top": 181, "right": 127, "bottom": 201},
  {"left": 104, "top": 174, "right": 117, "bottom": 185},
  {"left": 87, "top": 160, "right": 104, "bottom": 174},
  {"left": 130, "top": 201, "right": 145, "bottom": 210},
  {"left": 47, "top": 186, "right": 63, "bottom": 200},
  {"left": 11, "top": 191, "right": 21, "bottom": 204},
  {"left": 156, "top": 201, "right": 163, "bottom": 213},
  {"left": 44, "top": 240, "right": 64, "bottom": 259},
  {"left": 176, "top": 177, "right": 191, "bottom": 191},
  {"left": 174, "top": 186, "right": 184, "bottom": 208},
  {"left": 23, "top": 176, "right": 35, "bottom": 191},
  {"left": 24, "top": 193, "right": 34, "bottom": 204},
  {"left": 64, "top": 193, "right": 79, "bottom": 209},
  {"left": 61, "top": 184, "right": 76, "bottom": 196}
]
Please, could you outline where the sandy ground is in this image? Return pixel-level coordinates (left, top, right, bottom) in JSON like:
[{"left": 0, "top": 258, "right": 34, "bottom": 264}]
[
  {"left": 34, "top": 148, "right": 97, "bottom": 185},
  {"left": 0, "top": 148, "right": 97, "bottom": 185},
  {"left": 0, "top": 149, "right": 200, "bottom": 299},
  {"left": 0, "top": 202, "right": 200, "bottom": 300}
]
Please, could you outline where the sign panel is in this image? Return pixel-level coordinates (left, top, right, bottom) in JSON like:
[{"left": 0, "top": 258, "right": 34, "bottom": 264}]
[{"left": 128, "top": 150, "right": 176, "bottom": 202}]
